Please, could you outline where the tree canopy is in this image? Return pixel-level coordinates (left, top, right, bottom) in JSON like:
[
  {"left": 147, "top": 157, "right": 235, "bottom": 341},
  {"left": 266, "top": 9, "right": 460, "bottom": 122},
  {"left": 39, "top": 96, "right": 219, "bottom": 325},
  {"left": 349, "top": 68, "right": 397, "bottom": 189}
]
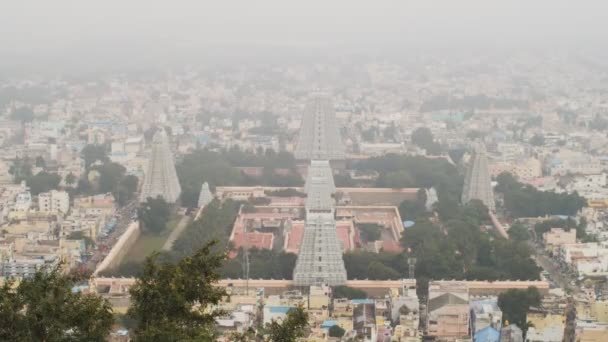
[
  {"left": 76, "top": 161, "right": 138, "bottom": 206},
  {"left": 358, "top": 223, "right": 382, "bottom": 242},
  {"left": 221, "top": 248, "right": 297, "bottom": 280},
  {"left": 498, "top": 287, "right": 541, "bottom": 334},
  {"left": 495, "top": 172, "right": 586, "bottom": 217},
  {"left": 127, "top": 241, "right": 227, "bottom": 341},
  {"left": 352, "top": 154, "right": 463, "bottom": 202},
  {"left": 508, "top": 222, "right": 530, "bottom": 241},
  {"left": 266, "top": 306, "right": 308, "bottom": 342},
  {"left": 411, "top": 127, "right": 442, "bottom": 155},
  {"left": 137, "top": 196, "right": 171, "bottom": 234},
  {"left": 81, "top": 144, "right": 109, "bottom": 169},
  {"left": 176, "top": 147, "right": 303, "bottom": 207},
  {"left": 0, "top": 267, "right": 113, "bottom": 341},
  {"left": 26, "top": 171, "right": 62, "bottom": 195},
  {"left": 328, "top": 324, "right": 346, "bottom": 338},
  {"left": 332, "top": 286, "right": 367, "bottom": 300},
  {"left": 10, "top": 107, "right": 35, "bottom": 122}
]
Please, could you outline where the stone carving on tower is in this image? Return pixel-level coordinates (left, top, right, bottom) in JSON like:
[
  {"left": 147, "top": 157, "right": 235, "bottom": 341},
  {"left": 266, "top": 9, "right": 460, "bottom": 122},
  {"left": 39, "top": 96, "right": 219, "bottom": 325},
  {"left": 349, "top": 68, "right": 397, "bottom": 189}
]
[
  {"left": 139, "top": 128, "right": 182, "bottom": 203},
  {"left": 294, "top": 92, "right": 345, "bottom": 161},
  {"left": 293, "top": 160, "right": 347, "bottom": 286},
  {"left": 461, "top": 143, "right": 495, "bottom": 211}
]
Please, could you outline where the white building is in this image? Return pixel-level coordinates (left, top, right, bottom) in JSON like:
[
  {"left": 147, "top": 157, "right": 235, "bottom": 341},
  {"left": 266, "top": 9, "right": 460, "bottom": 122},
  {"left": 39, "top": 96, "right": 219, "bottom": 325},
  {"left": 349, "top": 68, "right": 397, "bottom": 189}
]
[
  {"left": 14, "top": 191, "right": 32, "bottom": 212},
  {"left": 470, "top": 297, "right": 503, "bottom": 334},
  {"left": 558, "top": 242, "right": 608, "bottom": 276},
  {"left": 38, "top": 190, "right": 70, "bottom": 215},
  {"left": 490, "top": 158, "right": 542, "bottom": 180}
]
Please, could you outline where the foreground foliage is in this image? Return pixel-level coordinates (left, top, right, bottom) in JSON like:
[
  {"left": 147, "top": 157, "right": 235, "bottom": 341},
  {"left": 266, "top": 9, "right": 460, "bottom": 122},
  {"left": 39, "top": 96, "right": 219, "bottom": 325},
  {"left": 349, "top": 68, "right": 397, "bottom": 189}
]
[
  {"left": 0, "top": 267, "right": 113, "bottom": 342},
  {"left": 128, "top": 241, "right": 226, "bottom": 341},
  {"left": 266, "top": 306, "right": 309, "bottom": 342}
]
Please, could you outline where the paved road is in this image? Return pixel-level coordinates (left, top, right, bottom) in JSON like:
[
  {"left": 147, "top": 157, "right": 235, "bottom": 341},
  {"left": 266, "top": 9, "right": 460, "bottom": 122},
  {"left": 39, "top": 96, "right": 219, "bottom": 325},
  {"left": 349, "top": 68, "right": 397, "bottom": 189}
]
[
  {"left": 162, "top": 215, "right": 190, "bottom": 251},
  {"left": 86, "top": 200, "right": 138, "bottom": 271},
  {"left": 530, "top": 242, "right": 580, "bottom": 294}
]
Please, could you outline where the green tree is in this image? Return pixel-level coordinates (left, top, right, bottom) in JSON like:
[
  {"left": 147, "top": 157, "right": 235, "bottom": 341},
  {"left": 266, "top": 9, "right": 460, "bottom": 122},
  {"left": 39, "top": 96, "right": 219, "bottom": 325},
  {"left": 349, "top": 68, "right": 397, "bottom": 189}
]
[
  {"left": 498, "top": 287, "right": 541, "bottom": 334},
  {"left": 466, "top": 130, "right": 485, "bottom": 140},
  {"left": 128, "top": 241, "right": 227, "bottom": 341},
  {"left": 137, "top": 196, "right": 171, "bottom": 234},
  {"left": 65, "top": 172, "right": 77, "bottom": 188},
  {"left": 170, "top": 199, "right": 241, "bottom": 261},
  {"left": 0, "top": 267, "right": 113, "bottom": 341},
  {"left": 529, "top": 133, "right": 545, "bottom": 146},
  {"left": 496, "top": 173, "right": 586, "bottom": 218},
  {"left": 67, "top": 231, "right": 95, "bottom": 249},
  {"left": 94, "top": 162, "right": 126, "bottom": 194},
  {"left": 367, "top": 261, "right": 401, "bottom": 280},
  {"left": 332, "top": 286, "right": 367, "bottom": 299},
  {"left": 328, "top": 324, "right": 346, "bottom": 338},
  {"left": 411, "top": 127, "right": 442, "bottom": 155},
  {"left": 411, "top": 127, "right": 434, "bottom": 149},
  {"left": 81, "top": 144, "right": 108, "bottom": 169},
  {"left": 495, "top": 172, "right": 520, "bottom": 193},
  {"left": 26, "top": 172, "right": 62, "bottom": 195},
  {"left": 358, "top": 223, "right": 382, "bottom": 242},
  {"left": 9, "top": 157, "right": 33, "bottom": 182},
  {"left": 35, "top": 156, "right": 46, "bottom": 168},
  {"left": 98, "top": 261, "right": 144, "bottom": 278},
  {"left": 266, "top": 306, "right": 308, "bottom": 342},
  {"left": 10, "top": 107, "right": 35, "bottom": 122},
  {"left": 508, "top": 222, "right": 530, "bottom": 241},
  {"left": 221, "top": 249, "right": 297, "bottom": 280},
  {"left": 117, "top": 175, "right": 139, "bottom": 206}
]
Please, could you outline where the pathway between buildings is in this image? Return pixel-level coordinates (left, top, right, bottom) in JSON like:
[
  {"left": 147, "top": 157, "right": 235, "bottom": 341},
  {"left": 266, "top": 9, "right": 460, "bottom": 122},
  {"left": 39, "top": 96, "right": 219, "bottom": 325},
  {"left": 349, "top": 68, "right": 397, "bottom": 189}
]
[{"left": 162, "top": 215, "right": 190, "bottom": 251}]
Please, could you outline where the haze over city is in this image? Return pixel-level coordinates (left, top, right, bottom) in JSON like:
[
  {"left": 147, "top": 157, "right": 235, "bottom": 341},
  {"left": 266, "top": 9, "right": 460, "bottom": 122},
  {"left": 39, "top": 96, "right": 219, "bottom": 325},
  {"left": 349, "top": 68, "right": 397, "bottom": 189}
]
[
  {"left": 1, "top": 1, "right": 608, "bottom": 341},
  {"left": 3, "top": 0, "right": 608, "bottom": 73}
]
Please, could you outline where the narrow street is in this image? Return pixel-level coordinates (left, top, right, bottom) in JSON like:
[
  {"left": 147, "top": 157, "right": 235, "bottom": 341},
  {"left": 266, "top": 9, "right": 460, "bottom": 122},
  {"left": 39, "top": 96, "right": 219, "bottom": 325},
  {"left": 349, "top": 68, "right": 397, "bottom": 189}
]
[
  {"left": 86, "top": 200, "right": 138, "bottom": 271},
  {"left": 530, "top": 241, "right": 580, "bottom": 294}
]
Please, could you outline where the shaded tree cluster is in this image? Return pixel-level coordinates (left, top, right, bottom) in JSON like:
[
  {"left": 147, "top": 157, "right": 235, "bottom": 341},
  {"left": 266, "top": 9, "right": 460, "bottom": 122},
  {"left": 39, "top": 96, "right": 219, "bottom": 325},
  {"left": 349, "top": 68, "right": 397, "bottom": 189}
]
[
  {"left": 0, "top": 267, "right": 113, "bottom": 341},
  {"left": 137, "top": 196, "right": 171, "bottom": 234},
  {"left": 498, "top": 287, "right": 542, "bottom": 335},
  {"left": 176, "top": 147, "right": 303, "bottom": 207},
  {"left": 420, "top": 94, "right": 529, "bottom": 112},
  {"left": 411, "top": 127, "right": 442, "bottom": 155},
  {"left": 495, "top": 172, "right": 586, "bottom": 218},
  {"left": 221, "top": 248, "right": 297, "bottom": 280}
]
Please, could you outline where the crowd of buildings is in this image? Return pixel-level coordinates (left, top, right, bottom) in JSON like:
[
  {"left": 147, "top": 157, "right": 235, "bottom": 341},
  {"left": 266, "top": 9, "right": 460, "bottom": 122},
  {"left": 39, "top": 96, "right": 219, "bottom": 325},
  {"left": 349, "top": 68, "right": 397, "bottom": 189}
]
[{"left": 2, "top": 54, "right": 608, "bottom": 340}]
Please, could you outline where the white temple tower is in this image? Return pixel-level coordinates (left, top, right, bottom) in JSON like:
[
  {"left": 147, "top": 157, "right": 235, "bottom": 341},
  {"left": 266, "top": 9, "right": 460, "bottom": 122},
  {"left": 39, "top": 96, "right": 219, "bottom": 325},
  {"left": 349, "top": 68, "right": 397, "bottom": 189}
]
[
  {"left": 461, "top": 143, "right": 495, "bottom": 211},
  {"left": 198, "top": 182, "right": 213, "bottom": 208},
  {"left": 139, "top": 129, "right": 182, "bottom": 203},
  {"left": 294, "top": 92, "right": 345, "bottom": 161},
  {"left": 293, "top": 160, "right": 347, "bottom": 286}
]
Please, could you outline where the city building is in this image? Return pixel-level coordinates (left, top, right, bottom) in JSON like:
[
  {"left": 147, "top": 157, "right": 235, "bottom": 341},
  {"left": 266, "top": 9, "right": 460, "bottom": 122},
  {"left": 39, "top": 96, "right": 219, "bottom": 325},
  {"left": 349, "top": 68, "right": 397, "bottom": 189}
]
[
  {"left": 38, "top": 190, "right": 70, "bottom": 215},
  {"left": 427, "top": 281, "right": 470, "bottom": 339},
  {"left": 470, "top": 297, "right": 503, "bottom": 334}
]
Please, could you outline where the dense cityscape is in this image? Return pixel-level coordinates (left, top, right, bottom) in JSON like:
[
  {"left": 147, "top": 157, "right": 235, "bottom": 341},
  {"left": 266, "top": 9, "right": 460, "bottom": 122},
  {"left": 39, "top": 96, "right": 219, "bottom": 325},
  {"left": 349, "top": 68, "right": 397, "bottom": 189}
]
[{"left": 3, "top": 1, "right": 608, "bottom": 342}]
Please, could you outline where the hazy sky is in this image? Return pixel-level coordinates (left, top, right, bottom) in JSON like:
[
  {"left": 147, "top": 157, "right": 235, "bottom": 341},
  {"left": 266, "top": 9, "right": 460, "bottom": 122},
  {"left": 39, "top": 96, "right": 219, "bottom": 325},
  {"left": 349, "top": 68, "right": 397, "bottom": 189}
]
[{"left": 2, "top": 1, "right": 607, "bottom": 71}]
